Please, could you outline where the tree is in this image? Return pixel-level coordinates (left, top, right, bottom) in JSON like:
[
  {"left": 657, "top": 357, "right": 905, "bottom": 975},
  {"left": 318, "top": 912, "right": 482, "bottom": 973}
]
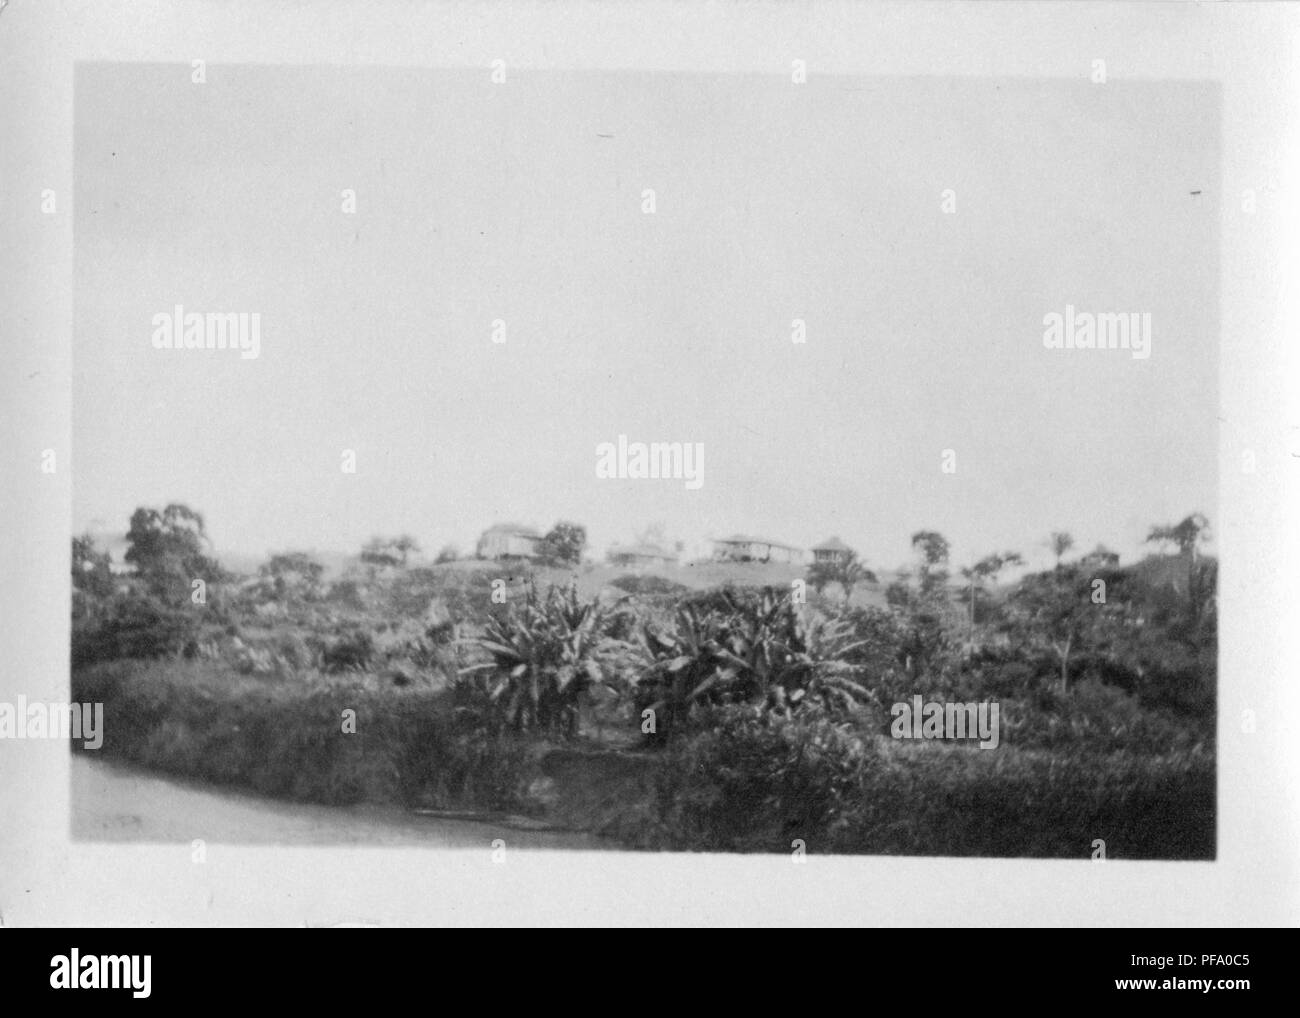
[
  {"left": 883, "top": 574, "right": 948, "bottom": 681},
  {"left": 1188, "top": 556, "right": 1218, "bottom": 642},
  {"left": 1145, "top": 526, "right": 1175, "bottom": 556},
  {"left": 434, "top": 544, "right": 460, "bottom": 564},
  {"left": 1147, "top": 513, "right": 1212, "bottom": 622},
  {"left": 879, "top": 533, "right": 956, "bottom": 678},
  {"left": 910, "top": 530, "right": 951, "bottom": 593},
  {"left": 360, "top": 538, "right": 399, "bottom": 571},
  {"left": 1048, "top": 531, "right": 1074, "bottom": 569},
  {"left": 1006, "top": 564, "right": 1124, "bottom": 693},
  {"left": 124, "top": 504, "right": 222, "bottom": 601},
  {"left": 836, "top": 550, "right": 877, "bottom": 605},
  {"left": 259, "top": 552, "right": 324, "bottom": 601},
  {"left": 361, "top": 535, "right": 419, "bottom": 570},
  {"left": 806, "top": 549, "right": 877, "bottom": 604},
  {"left": 393, "top": 534, "right": 421, "bottom": 566},
  {"left": 962, "top": 551, "right": 1024, "bottom": 642},
  {"left": 540, "top": 521, "right": 586, "bottom": 565},
  {"left": 993, "top": 551, "right": 1023, "bottom": 580},
  {"left": 1147, "top": 513, "right": 1210, "bottom": 562},
  {"left": 806, "top": 559, "right": 836, "bottom": 597},
  {"left": 72, "top": 534, "right": 115, "bottom": 599}
]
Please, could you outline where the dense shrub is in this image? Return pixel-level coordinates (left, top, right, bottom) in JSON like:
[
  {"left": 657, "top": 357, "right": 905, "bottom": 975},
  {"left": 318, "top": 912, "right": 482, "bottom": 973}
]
[
  {"left": 72, "top": 591, "right": 199, "bottom": 667},
  {"left": 996, "top": 681, "right": 1209, "bottom": 754},
  {"left": 274, "top": 631, "right": 315, "bottom": 670},
  {"left": 324, "top": 578, "right": 368, "bottom": 612},
  {"left": 628, "top": 703, "right": 1214, "bottom": 858},
  {"left": 72, "top": 660, "right": 535, "bottom": 811},
  {"left": 416, "top": 565, "right": 522, "bottom": 623},
  {"left": 322, "top": 630, "right": 375, "bottom": 672},
  {"left": 643, "top": 704, "right": 873, "bottom": 851},
  {"left": 383, "top": 567, "right": 443, "bottom": 618}
]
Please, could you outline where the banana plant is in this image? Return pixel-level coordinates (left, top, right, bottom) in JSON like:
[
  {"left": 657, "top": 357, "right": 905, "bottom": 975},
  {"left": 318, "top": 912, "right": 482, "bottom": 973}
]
[
  {"left": 637, "top": 589, "right": 875, "bottom": 738},
  {"left": 459, "top": 582, "right": 634, "bottom": 736},
  {"left": 637, "top": 603, "right": 737, "bottom": 733}
]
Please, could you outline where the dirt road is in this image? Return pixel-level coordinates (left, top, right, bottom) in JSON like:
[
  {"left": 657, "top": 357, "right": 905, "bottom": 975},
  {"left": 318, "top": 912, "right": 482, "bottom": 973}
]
[{"left": 71, "top": 754, "right": 604, "bottom": 850}]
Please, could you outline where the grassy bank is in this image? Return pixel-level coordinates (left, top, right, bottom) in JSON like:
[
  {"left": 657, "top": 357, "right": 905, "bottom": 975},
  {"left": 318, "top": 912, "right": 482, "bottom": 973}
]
[{"left": 72, "top": 660, "right": 537, "bottom": 812}]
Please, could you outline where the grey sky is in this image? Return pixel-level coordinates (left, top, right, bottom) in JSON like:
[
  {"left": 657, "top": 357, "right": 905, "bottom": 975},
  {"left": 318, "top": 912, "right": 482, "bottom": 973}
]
[{"left": 74, "top": 64, "right": 1218, "bottom": 571}]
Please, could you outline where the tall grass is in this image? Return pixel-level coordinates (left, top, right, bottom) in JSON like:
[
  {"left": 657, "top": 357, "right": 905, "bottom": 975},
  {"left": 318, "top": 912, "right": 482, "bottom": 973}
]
[{"left": 73, "top": 660, "right": 535, "bottom": 811}]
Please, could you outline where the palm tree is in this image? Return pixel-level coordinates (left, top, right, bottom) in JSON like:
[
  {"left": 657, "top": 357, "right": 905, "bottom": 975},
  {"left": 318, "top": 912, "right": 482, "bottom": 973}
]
[
  {"left": 837, "top": 551, "right": 877, "bottom": 605},
  {"left": 806, "top": 559, "right": 836, "bottom": 597},
  {"left": 1048, "top": 531, "right": 1074, "bottom": 569},
  {"left": 964, "top": 551, "right": 1024, "bottom": 643},
  {"left": 910, "top": 530, "right": 951, "bottom": 593},
  {"left": 1147, "top": 513, "right": 1211, "bottom": 600}
]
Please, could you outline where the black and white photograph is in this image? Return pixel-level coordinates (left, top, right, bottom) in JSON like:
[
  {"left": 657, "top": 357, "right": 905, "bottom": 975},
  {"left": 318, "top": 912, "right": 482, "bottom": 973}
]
[
  {"left": 2, "top": 0, "right": 1298, "bottom": 940},
  {"left": 67, "top": 62, "right": 1221, "bottom": 860}
]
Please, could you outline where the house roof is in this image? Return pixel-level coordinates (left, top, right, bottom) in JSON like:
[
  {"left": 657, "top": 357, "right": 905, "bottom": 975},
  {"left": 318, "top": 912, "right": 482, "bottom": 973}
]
[
  {"left": 812, "top": 537, "right": 852, "bottom": 552},
  {"left": 481, "top": 523, "right": 540, "bottom": 537},
  {"left": 714, "top": 534, "right": 802, "bottom": 551}
]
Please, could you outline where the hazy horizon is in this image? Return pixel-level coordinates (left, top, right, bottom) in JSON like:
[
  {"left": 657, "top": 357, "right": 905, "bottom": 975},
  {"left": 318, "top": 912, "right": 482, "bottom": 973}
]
[{"left": 74, "top": 65, "right": 1219, "bottom": 574}]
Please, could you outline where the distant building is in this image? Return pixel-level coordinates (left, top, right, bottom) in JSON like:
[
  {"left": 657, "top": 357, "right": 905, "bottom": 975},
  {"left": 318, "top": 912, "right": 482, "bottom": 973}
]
[
  {"left": 607, "top": 543, "right": 679, "bottom": 569},
  {"left": 1080, "top": 545, "right": 1120, "bottom": 569},
  {"left": 711, "top": 534, "right": 805, "bottom": 565},
  {"left": 811, "top": 537, "right": 853, "bottom": 565},
  {"left": 476, "top": 523, "right": 542, "bottom": 560}
]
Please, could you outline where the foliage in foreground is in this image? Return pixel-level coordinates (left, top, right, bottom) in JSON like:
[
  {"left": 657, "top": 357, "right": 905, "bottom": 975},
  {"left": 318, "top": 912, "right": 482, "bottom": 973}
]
[
  {"left": 619, "top": 704, "right": 1214, "bottom": 858},
  {"left": 72, "top": 591, "right": 199, "bottom": 667},
  {"left": 72, "top": 660, "right": 532, "bottom": 811}
]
